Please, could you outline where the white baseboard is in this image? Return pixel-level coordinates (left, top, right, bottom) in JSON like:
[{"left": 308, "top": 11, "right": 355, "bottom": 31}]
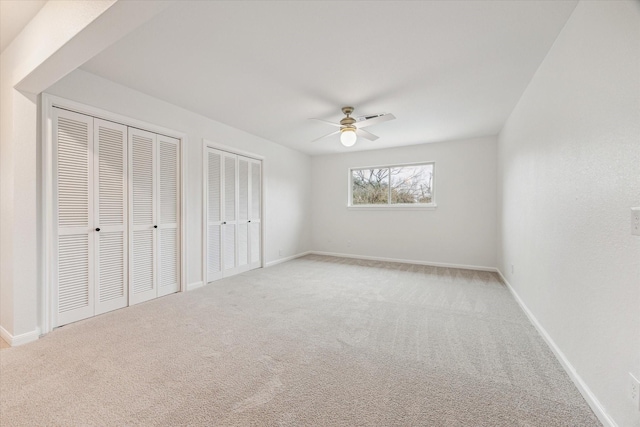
[
  {"left": 186, "top": 281, "right": 204, "bottom": 291},
  {"left": 0, "top": 325, "right": 41, "bottom": 347},
  {"left": 496, "top": 269, "right": 617, "bottom": 427},
  {"left": 310, "top": 251, "right": 497, "bottom": 272},
  {"left": 265, "top": 251, "right": 311, "bottom": 268}
]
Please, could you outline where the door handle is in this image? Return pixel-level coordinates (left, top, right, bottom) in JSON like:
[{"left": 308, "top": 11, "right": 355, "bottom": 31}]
[
  {"left": 223, "top": 222, "right": 227, "bottom": 224},
  {"left": 154, "top": 225, "right": 158, "bottom": 228},
  {"left": 95, "top": 228, "right": 100, "bottom": 232},
  {"left": 248, "top": 220, "right": 251, "bottom": 223}
]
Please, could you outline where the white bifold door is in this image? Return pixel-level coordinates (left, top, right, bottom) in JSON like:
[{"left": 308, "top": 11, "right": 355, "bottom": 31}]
[
  {"left": 53, "top": 107, "right": 180, "bottom": 328},
  {"left": 129, "top": 128, "right": 180, "bottom": 305},
  {"left": 54, "top": 108, "right": 128, "bottom": 326},
  {"left": 206, "top": 148, "right": 261, "bottom": 282}
]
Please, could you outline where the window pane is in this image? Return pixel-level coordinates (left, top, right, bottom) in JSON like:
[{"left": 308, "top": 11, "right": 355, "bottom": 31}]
[
  {"left": 351, "top": 168, "right": 389, "bottom": 205},
  {"left": 390, "top": 164, "right": 433, "bottom": 204}
]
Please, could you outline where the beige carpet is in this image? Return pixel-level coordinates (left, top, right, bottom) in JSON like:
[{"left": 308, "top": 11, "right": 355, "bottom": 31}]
[{"left": 0, "top": 255, "right": 600, "bottom": 426}]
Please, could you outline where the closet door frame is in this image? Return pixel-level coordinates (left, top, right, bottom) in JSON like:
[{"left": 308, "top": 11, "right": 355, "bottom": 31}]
[
  {"left": 41, "top": 94, "right": 187, "bottom": 334},
  {"left": 202, "top": 139, "right": 265, "bottom": 286}
]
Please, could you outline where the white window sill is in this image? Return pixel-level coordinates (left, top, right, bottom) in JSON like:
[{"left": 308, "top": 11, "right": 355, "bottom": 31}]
[{"left": 347, "top": 204, "right": 437, "bottom": 211}]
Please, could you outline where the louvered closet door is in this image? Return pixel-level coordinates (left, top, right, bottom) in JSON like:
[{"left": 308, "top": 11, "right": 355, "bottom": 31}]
[
  {"left": 129, "top": 128, "right": 157, "bottom": 305},
  {"left": 157, "top": 135, "right": 180, "bottom": 297},
  {"left": 207, "top": 148, "right": 223, "bottom": 282},
  {"left": 236, "top": 156, "right": 250, "bottom": 271},
  {"left": 222, "top": 152, "right": 237, "bottom": 275},
  {"left": 94, "top": 119, "right": 128, "bottom": 315},
  {"left": 54, "top": 108, "right": 95, "bottom": 326},
  {"left": 248, "top": 159, "right": 262, "bottom": 268}
]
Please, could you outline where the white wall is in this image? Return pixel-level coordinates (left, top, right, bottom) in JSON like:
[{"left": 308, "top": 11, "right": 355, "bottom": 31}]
[
  {"left": 46, "top": 69, "right": 312, "bottom": 289},
  {"left": 0, "top": 1, "right": 117, "bottom": 340},
  {"left": 311, "top": 136, "right": 497, "bottom": 269},
  {"left": 497, "top": 1, "right": 640, "bottom": 426}
]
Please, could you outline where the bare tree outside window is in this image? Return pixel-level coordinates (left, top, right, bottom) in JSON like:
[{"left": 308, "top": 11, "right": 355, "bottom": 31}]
[
  {"left": 352, "top": 168, "right": 389, "bottom": 204},
  {"left": 350, "top": 163, "right": 434, "bottom": 206},
  {"left": 390, "top": 165, "right": 433, "bottom": 204}
]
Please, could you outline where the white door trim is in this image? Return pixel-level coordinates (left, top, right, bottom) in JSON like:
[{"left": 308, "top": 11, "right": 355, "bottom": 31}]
[
  {"left": 41, "top": 93, "right": 188, "bottom": 335},
  {"left": 202, "top": 139, "right": 265, "bottom": 287}
]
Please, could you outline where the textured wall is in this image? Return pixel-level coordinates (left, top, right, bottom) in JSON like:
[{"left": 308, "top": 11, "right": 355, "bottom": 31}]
[{"left": 497, "top": 1, "right": 640, "bottom": 425}]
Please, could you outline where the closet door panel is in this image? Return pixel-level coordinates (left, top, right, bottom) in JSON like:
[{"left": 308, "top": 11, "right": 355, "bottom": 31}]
[
  {"left": 208, "top": 225, "right": 221, "bottom": 280},
  {"left": 94, "top": 119, "right": 128, "bottom": 315},
  {"left": 224, "top": 155, "right": 236, "bottom": 222},
  {"left": 207, "top": 149, "right": 223, "bottom": 282},
  {"left": 250, "top": 161, "right": 261, "bottom": 221},
  {"left": 157, "top": 136, "right": 180, "bottom": 296},
  {"left": 237, "top": 223, "right": 248, "bottom": 267},
  {"left": 96, "top": 232, "right": 126, "bottom": 312},
  {"left": 129, "top": 128, "right": 157, "bottom": 305},
  {"left": 237, "top": 157, "right": 250, "bottom": 269},
  {"left": 249, "top": 222, "right": 261, "bottom": 265},
  {"left": 131, "top": 230, "right": 154, "bottom": 294},
  {"left": 222, "top": 153, "right": 237, "bottom": 274},
  {"left": 238, "top": 159, "right": 249, "bottom": 221},
  {"left": 223, "top": 223, "right": 236, "bottom": 270},
  {"left": 54, "top": 108, "right": 95, "bottom": 326},
  {"left": 248, "top": 160, "right": 262, "bottom": 268},
  {"left": 159, "top": 228, "right": 178, "bottom": 295},
  {"left": 57, "top": 233, "right": 93, "bottom": 325}
]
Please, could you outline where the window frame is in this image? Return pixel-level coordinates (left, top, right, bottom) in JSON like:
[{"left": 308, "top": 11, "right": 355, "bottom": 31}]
[{"left": 347, "top": 161, "right": 437, "bottom": 210}]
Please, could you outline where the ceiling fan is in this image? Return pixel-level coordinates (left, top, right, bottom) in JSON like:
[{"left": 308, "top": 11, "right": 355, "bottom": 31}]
[{"left": 311, "top": 106, "right": 396, "bottom": 147}]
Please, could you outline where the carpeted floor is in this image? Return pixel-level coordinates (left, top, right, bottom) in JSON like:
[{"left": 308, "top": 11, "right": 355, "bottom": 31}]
[{"left": 0, "top": 255, "right": 600, "bottom": 426}]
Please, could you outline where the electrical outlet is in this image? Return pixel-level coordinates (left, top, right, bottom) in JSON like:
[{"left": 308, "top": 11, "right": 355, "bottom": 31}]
[
  {"left": 278, "top": 249, "right": 283, "bottom": 257},
  {"left": 511, "top": 264, "right": 514, "bottom": 274},
  {"left": 630, "top": 373, "right": 640, "bottom": 410},
  {"left": 347, "top": 240, "right": 352, "bottom": 247},
  {"left": 632, "top": 208, "right": 640, "bottom": 236}
]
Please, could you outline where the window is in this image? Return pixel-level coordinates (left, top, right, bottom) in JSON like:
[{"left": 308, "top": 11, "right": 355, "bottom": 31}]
[{"left": 349, "top": 162, "right": 435, "bottom": 208}]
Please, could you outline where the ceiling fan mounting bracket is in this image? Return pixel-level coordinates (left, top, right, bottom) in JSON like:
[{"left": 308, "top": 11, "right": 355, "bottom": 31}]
[{"left": 341, "top": 106, "right": 354, "bottom": 116}]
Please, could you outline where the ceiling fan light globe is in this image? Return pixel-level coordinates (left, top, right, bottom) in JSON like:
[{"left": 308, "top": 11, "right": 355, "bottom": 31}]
[{"left": 340, "top": 130, "right": 357, "bottom": 147}]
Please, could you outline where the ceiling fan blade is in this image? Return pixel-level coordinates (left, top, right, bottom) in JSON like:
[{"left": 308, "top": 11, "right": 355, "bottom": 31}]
[
  {"left": 356, "top": 128, "right": 379, "bottom": 141},
  {"left": 310, "top": 118, "right": 341, "bottom": 128},
  {"left": 312, "top": 130, "right": 340, "bottom": 142},
  {"left": 355, "top": 113, "right": 396, "bottom": 129}
]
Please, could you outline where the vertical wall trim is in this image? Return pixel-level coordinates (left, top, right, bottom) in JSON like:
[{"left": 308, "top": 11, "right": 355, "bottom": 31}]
[
  {"left": 201, "top": 139, "right": 207, "bottom": 288},
  {"left": 41, "top": 94, "right": 54, "bottom": 335},
  {"left": 180, "top": 125, "right": 187, "bottom": 293}
]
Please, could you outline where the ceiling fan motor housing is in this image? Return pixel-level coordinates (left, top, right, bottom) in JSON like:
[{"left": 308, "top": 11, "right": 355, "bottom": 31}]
[{"left": 340, "top": 106, "right": 356, "bottom": 131}]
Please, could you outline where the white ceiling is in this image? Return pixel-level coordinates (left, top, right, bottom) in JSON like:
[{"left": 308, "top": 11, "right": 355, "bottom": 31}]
[
  {"left": 0, "top": 0, "right": 47, "bottom": 53},
  {"left": 80, "top": 1, "right": 577, "bottom": 155}
]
